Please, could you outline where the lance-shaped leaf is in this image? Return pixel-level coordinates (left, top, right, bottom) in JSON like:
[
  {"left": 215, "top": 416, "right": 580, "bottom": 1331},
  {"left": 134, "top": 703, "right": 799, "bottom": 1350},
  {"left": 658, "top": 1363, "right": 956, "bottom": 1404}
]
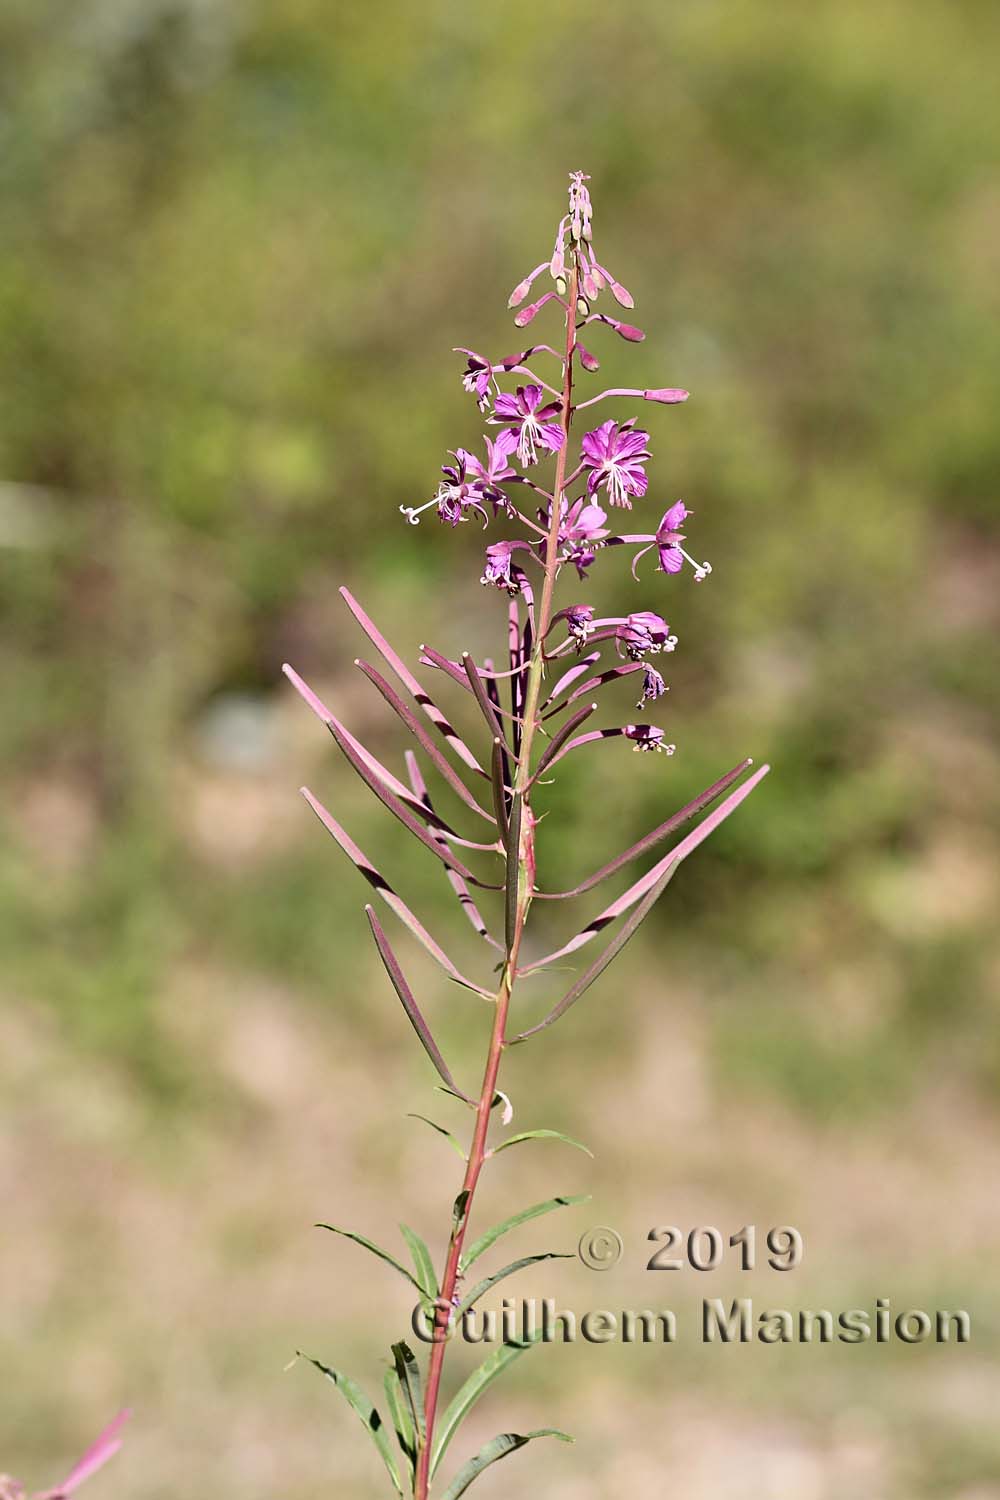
[
  {"left": 520, "top": 762, "right": 770, "bottom": 975},
  {"left": 462, "top": 653, "right": 509, "bottom": 749},
  {"left": 407, "top": 1113, "right": 467, "bottom": 1160},
  {"left": 439, "top": 1429, "right": 572, "bottom": 1499},
  {"left": 340, "top": 587, "right": 487, "bottom": 777},
  {"left": 542, "top": 662, "right": 647, "bottom": 720},
  {"left": 323, "top": 715, "right": 501, "bottom": 887},
  {"left": 300, "top": 1354, "right": 404, "bottom": 1497},
  {"left": 531, "top": 701, "right": 598, "bottom": 782},
  {"left": 504, "top": 791, "right": 523, "bottom": 953},
  {"left": 540, "top": 651, "right": 600, "bottom": 708},
  {"left": 300, "top": 788, "right": 493, "bottom": 998},
  {"left": 391, "top": 1342, "right": 426, "bottom": 1446},
  {"left": 512, "top": 862, "right": 679, "bottom": 1043},
  {"left": 316, "top": 1225, "right": 426, "bottom": 1297},
  {"left": 490, "top": 738, "right": 510, "bottom": 843},
  {"left": 484, "top": 654, "right": 516, "bottom": 775},
  {"left": 461, "top": 1194, "right": 590, "bottom": 1272},
  {"left": 488, "top": 1129, "right": 593, "bottom": 1158},
  {"left": 356, "top": 658, "right": 497, "bottom": 827},
  {"left": 430, "top": 1334, "right": 542, "bottom": 1478},
  {"left": 405, "top": 752, "right": 503, "bottom": 952},
  {"left": 284, "top": 664, "right": 454, "bottom": 829},
  {"left": 400, "top": 1223, "right": 439, "bottom": 1305},
  {"left": 456, "top": 1252, "right": 574, "bottom": 1317},
  {"left": 366, "top": 908, "right": 473, "bottom": 1105},
  {"left": 383, "top": 1367, "right": 416, "bottom": 1481},
  {"left": 533, "top": 757, "right": 755, "bottom": 900}
]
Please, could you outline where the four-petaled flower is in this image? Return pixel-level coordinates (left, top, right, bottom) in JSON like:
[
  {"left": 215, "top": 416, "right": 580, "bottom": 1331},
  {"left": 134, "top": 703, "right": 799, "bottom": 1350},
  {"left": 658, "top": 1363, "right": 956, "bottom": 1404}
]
[
  {"left": 581, "top": 419, "right": 651, "bottom": 507},
  {"left": 625, "top": 723, "right": 674, "bottom": 754},
  {"left": 491, "top": 385, "right": 564, "bottom": 467},
  {"left": 556, "top": 496, "right": 608, "bottom": 578},
  {"left": 616, "top": 611, "right": 677, "bottom": 660},
  {"left": 461, "top": 431, "right": 518, "bottom": 516},
  {"left": 481, "top": 540, "right": 521, "bottom": 593},
  {"left": 457, "top": 348, "right": 495, "bottom": 411}
]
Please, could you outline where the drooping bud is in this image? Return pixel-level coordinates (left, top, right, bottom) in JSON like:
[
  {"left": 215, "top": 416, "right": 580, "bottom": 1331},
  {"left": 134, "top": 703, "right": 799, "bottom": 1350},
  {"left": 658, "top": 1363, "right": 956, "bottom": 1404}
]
[
  {"left": 576, "top": 342, "right": 600, "bottom": 372},
  {"left": 614, "top": 320, "right": 645, "bottom": 342},
  {"left": 508, "top": 277, "right": 533, "bottom": 308}
]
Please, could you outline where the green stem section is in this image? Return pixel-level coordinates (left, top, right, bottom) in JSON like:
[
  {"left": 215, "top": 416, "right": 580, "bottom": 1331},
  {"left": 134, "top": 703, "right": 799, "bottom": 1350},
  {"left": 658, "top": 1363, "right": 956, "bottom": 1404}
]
[{"left": 412, "top": 259, "right": 579, "bottom": 1500}]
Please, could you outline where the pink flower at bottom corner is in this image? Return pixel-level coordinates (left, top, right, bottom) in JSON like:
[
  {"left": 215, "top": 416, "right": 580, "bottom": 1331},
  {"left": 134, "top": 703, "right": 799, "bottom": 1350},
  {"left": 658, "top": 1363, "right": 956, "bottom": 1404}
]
[{"left": 31, "top": 1412, "right": 130, "bottom": 1500}]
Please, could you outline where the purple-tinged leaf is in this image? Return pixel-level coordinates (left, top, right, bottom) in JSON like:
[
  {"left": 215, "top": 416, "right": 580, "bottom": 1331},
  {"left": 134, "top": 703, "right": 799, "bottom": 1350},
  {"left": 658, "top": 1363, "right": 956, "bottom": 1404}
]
[
  {"left": 366, "top": 906, "right": 473, "bottom": 1100},
  {"left": 541, "top": 652, "right": 601, "bottom": 708},
  {"left": 490, "top": 738, "right": 510, "bottom": 843},
  {"left": 355, "top": 658, "right": 497, "bottom": 827},
  {"left": 511, "top": 861, "right": 679, "bottom": 1041},
  {"left": 504, "top": 791, "right": 523, "bottom": 953},
  {"left": 534, "top": 757, "right": 754, "bottom": 900},
  {"left": 340, "top": 587, "right": 487, "bottom": 777},
  {"left": 406, "top": 753, "right": 503, "bottom": 952},
  {"left": 284, "top": 664, "right": 443, "bottom": 824},
  {"left": 300, "top": 787, "right": 493, "bottom": 997},
  {"left": 462, "top": 653, "right": 509, "bottom": 748},
  {"left": 520, "top": 763, "right": 770, "bottom": 974},
  {"left": 542, "top": 663, "right": 646, "bottom": 720},
  {"left": 532, "top": 702, "right": 598, "bottom": 781},
  {"left": 322, "top": 712, "right": 501, "bottom": 888}
]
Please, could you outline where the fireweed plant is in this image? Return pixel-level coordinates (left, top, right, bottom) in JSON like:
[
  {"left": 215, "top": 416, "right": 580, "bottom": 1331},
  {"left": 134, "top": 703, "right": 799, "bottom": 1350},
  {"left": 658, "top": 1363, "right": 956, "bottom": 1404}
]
[{"left": 284, "top": 173, "right": 769, "bottom": 1499}]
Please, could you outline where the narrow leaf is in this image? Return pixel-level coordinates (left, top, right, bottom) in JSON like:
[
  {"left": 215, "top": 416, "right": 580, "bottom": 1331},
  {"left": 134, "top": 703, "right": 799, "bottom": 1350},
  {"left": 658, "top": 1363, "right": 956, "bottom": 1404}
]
[
  {"left": 440, "top": 1429, "right": 572, "bottom": 1499},
  {"left": 366, "top": 906, "right": 473, "bottom": 1099},
  {"left": 461, "top": 1194, "right": 590, "bottom": 1272},
  {"left": 400, "top": 1224, "right": 439, "bottom": 1304},
  {"left": 457, "top": 1253, "right": 574, "bottom": 1317},
  {"left": 534, "top": 756, "right": 755, "bottom": 900},
  {"left": 405, "top": 753, "right": 503, "bottom": 952},
  {"left": 301, "top": 1354, "right": 403, "bottom": 1497},
  {"left": 489, "top": 1129, "right": 593, "bottom": 1158},
  {"left": 490, "top": 738, "right": 510, "bottom": 843},
  {"left": 512, "top": 862, "right": 679, "bottom": 1042},
  {"left": 391, "top": 1342, "right": 426, "bottom": 1445},
  {"left": 407, "top": 1113, "right": 467, "bottom": 1160},
  {"left": 505, "top": 790, "right": 523, "bottom": 952},
  {"left": 340, "top": 587, "right": 487, "bottom": 776},
  {"left": 521, "top": 763, "right": 770, "bottom": 972},
  {"left": 430, "top": 1336, "right": 540, "bottom": 1478},
  {"left": 300, "top": 787, "right": 493, "bottom": 998},
  {"left": 356, "top": 659, "right": 497, "bottom": 825},
  {"left": 316, "top": 1226, "right": 425, "bottom": 1296},
  {"left": 383, "top": 1368, "right": 416, "bottom": 1479},
  {"left": 462, "top": 653, "right": 508, "bottom": 746}
]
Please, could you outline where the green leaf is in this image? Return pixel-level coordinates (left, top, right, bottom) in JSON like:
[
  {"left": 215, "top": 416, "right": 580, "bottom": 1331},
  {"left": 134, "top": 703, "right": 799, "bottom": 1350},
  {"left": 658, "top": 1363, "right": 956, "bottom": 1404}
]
[
  {"left": 461, "top": 1194, "right": 590, "bottom": 1271},
  {"left": 430, "top": 1336, "right": 541, "bottom": 1479},
  {"left": 490, "top": 1129, "right": 593, "bottom": 1159},
  {"left": 383, "top": 1367, "right": 416, "bottom": 1480},
  {"left": 400, "top": 1223, "right": 439, "bottom": 1305},
  {"left": 407, "top": 1113, "right": 467, "bottom": 1160},
  {"left": 300, "top": 1353, "right": 403, "bottom": 1496},
  {"left": 391, "top": 1341, "right": 426, "bottom": 1446},
  {"left": 457, "top": 1253, "right": 574, "bottom": 1316},
  {"left": 439, "top": 1429, "right": 573, "bottom": 1499},
  {"left": 316, "top": 1225, "right": 425, "bottom": 1297}
]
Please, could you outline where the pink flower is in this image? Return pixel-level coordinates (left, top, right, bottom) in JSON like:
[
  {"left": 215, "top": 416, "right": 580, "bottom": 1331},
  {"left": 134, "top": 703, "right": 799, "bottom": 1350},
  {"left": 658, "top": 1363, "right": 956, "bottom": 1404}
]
[{"left": 581, "top": 419, "right": 651, "bottom": 507}]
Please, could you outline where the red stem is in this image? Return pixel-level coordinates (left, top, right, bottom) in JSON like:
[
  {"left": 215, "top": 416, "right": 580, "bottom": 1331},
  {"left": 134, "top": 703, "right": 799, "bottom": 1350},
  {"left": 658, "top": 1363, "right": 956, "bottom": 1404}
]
[{"left": 412, "top": 257, "right": 579, "bottom": 1500}]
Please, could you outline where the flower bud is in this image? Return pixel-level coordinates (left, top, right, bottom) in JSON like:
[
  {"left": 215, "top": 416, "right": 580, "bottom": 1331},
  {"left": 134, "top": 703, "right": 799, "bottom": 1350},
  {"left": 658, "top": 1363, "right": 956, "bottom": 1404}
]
[
  {"left": 555, "top": 275, "right": 567, "bottom": 296},
  {"left": 576, "top": 342, "right": 600, "bottom": 372},
  {"left": 507, "top": 278, "right": 532, "bottom": 308},
  {"left": 643, "top": 387, "right": 689, "bottom": 403},
  {"left": 614, "top": 321, "right": 645, "bottom": 342}
]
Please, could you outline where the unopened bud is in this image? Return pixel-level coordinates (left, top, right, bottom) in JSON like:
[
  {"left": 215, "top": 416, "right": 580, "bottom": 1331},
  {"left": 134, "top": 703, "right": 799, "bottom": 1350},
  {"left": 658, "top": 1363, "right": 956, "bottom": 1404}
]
[
  {"left": 643, "top": 387, "right": 689, "bottom": 403},
  {"left": 614, "top": 321, "right": 645, "bottom": 342},
  {"left": 576, "top": 342, "right": 600, "bottom": 372},
  {"left": 507, "top": 278, "right": 532, "bottom": 309},
  {"left": 610, "top": 279, "right": 634, "bottom": 309},
  {"left": 576, "top": 296, "right": 590, "bottom": 317},
  {"left": 555, "top": 275, "right": 567, "bottom": 297}
]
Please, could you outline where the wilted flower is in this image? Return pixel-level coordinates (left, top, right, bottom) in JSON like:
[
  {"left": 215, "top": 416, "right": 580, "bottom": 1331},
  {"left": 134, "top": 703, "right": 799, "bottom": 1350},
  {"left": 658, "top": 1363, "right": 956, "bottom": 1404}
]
[
  {"left": 637, "top": 664, "right": 667, "bottom": 708},
  {"left": 456, "top": 348, "right": 496, "bottom": 410},
  {"left": 558, "top": 604, "right": 596, "bottom": 649},
  {"left": 581, "top": 419, "right": 651, "bottom": 507},
  {"left": 401, "top": 452, "right": 490, "bottom": 527},
  {"left": 481, "top": 539, "right": 522, "bottom": 593},
  {"left": 492, "top": 385, "right": 564, "bottom": 466}
]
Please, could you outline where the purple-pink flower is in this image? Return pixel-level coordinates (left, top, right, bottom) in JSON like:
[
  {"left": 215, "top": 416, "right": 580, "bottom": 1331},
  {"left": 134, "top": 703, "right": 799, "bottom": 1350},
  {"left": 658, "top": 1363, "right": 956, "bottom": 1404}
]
[
  {"left": 624, "top": 723, "right": 674, "bottom": 754},
  {"left": 581, "top": 419, "right": 651, "bottom": 507},
  {"left": 616, "top": 611, "right": 677, "bottom": 660},
  {"left": 456, "top": 348, "right": 495, "bottom": 411},
  {"left": 461, "top": 431, "right": 518, "bottom": 515},
  {"left": 481, "top": 540, "right": 522, "bottom": 593},
  {"left": 637, "top": 664, "right": 666, "bottom": 708},
  {"left": 491, "top": 385, "right": 564, "bottom": 467}
]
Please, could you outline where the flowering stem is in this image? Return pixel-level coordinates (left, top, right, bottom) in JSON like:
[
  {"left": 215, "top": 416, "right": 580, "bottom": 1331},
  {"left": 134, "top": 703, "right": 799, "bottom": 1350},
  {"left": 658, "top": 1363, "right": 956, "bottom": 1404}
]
[{"left": 413, "top": 258, "right": 579, "bottom": 1500}]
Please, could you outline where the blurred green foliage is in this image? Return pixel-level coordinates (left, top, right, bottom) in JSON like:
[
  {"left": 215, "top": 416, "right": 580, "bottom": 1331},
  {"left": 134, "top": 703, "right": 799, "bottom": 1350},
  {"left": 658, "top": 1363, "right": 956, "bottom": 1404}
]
[{"left": 1, "top": 2, "right": 999, "bottom": 1495}]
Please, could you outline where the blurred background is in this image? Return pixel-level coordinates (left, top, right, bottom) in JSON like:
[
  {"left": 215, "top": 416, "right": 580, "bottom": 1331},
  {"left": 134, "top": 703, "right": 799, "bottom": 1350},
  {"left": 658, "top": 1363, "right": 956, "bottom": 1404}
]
[{"left": 2, "top": 1, "right": 999, "bottom": 1496}]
